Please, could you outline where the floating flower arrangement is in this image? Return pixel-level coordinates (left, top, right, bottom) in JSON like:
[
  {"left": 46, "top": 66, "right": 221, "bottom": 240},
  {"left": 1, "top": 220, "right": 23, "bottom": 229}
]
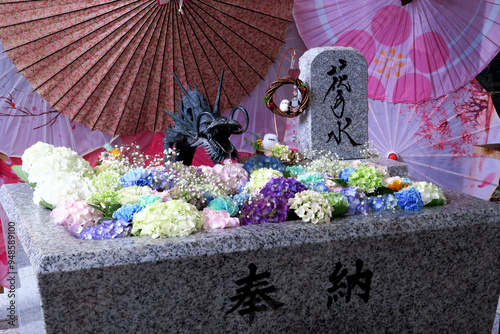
[{"left": 14, "top": 142, "right": 446, "bottom": 240}]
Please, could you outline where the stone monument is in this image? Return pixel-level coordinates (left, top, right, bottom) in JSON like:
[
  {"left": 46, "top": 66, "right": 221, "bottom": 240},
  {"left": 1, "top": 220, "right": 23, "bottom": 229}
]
[{"left": 298, "top": 47, "right": 368, "bottom": 159}]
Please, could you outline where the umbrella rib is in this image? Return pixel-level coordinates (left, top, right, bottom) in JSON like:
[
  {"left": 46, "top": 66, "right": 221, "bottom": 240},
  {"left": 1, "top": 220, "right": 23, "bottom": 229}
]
[
  {"left": 186, "top": 7, "right": 235, "bottom": 105},
  {"left": 84, "top": 5, "right": 162, "bottom": 131},
  {"left": 44, "top": 2, "right": 157, "bottom": 107},
  {"left": 174, "top": 4, "right": 191, "bottom": 89},
  {"left": 184, "top": 4, "right": 249, "bottom": 98},
  {"left": 206, "top": 0, "right": 291, "bottom": 23},
  {"left": 179, "top": 6, "right": 212, "bottom": 105},
  {"left": 111, "top": 7, "right": 165, "bottom": 136},
  {"left": 196, "top": 0, "right": 287, "bottom": 43},
  {"left": 136, "top": 6, "right": 170, "bottom": 134},
  {"left": 3, "top": 0, "right": 144, "bottom": 52},
  {"left": 27, "top": 1, "right": 155, "bottom": 90},
  {"left": 190, "top": 0, "right": 276, "bottom": 63}
]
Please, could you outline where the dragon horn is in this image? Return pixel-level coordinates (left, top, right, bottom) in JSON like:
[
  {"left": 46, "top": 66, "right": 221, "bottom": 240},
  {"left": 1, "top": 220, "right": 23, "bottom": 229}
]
[
  {"left": 229, "top": 106, "right": 249, "bottom": 134},
  {"left": 173, "top": 71, "right": 196, "bottom": 106},
  {"left": 213, "top": 69, "right": 224, "bottom": 116}
]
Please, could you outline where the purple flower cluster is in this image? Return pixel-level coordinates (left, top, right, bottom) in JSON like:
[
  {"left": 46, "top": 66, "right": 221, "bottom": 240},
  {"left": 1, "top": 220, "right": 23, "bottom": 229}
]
[
  {"left": 238, "top": 194, "right": 287, "bottom": 225},
  {"left": 243, "top": 155, "right": 285, "bottom": 175},
  {"left": 395, "top": 187, "right": 424, "bottom": 211},
  {"left": 149, "top": 167, "right": 176, "bottom": 191},
  {"left": 259, "top": 177, "right": 307, "bottom": 202},
  {"left": 340, "top": 187, "right": 369, "bottom": 215},
  {"left": 77, "top": 219, "right": 131, "bottom": 240},
  {"left": 112, "top": 204, "right": 143, "bottom": 222},
  {"left": 339, "top": 167, "right": 356, "bottom": 182},
  {"left": 120, "top": 168, "right": 152, "bottom": 187}
]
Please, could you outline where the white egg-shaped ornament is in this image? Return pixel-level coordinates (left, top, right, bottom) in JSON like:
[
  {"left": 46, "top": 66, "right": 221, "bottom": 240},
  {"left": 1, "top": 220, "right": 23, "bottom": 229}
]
[
  {"left": 279, "top": 99, "right": 290, "bottom": 112},
  {"left": 262, "top": 134, "right": 279, "bottom": 148}
]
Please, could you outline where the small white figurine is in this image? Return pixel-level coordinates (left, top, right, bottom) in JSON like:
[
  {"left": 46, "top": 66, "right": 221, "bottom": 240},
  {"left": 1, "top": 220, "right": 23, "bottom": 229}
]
[
  {"left": 262, "top": 133, "right": 279, "bottom": 148},
  {"left": 279, "top": 99, "right": 290, "bottom": 112}
]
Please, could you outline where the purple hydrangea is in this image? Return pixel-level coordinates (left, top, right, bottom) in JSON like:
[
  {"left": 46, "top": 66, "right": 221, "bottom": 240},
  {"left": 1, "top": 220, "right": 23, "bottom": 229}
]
[
  {"left": 243, "top": 155, "right": 286, "bottom": 174},
  {"left": 120, "top": 168, "right": 152, "bottom": 188},
  {"left": 77, "top": 219, "right": 131, "bottom": 240},
  {"left": 112, "top": 204, "right": 143, "bottom": 222},
  {"left": 149, "top": 167, "right": 176, "bottom": 191},
  {"left": 339, "top": 167, "right": 356, "bottom": 182},
  {"left": 395, "top": 187, "right": 424, "bottom": 211},
  {"left": 239, "top": 194, "right": 287, "bottom": 225},
  {"left": 340, "top": 187, "right": 369, "bottom": 215},
  {"left": 259, "top": 177, "right": 308, "bottom": 202}
]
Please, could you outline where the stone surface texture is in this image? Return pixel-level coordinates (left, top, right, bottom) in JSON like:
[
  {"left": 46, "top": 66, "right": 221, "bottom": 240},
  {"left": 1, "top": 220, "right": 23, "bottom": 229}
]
[
  {"left": 1, "top": 184, "right": 500, "bottom": 334},
  {"left": 298, "top": 47, "right": 368, "bottom": 159}
]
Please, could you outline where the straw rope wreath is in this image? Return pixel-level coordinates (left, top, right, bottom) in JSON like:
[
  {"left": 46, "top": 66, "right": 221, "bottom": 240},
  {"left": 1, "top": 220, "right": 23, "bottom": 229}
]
[{"left": 263, "top": 76, "right": 309, "bottom": 118}]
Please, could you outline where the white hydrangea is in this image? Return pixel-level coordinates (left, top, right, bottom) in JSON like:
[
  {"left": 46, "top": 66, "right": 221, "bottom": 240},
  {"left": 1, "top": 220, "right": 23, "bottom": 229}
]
[
  {"left": 411, "top": 182, "right": 446, "bottom": 206},
  {"left": 33, "top": 172, "right": 95, "bottom": 207},
  {"left": 21, "top": 142, "right": 55, "bottom": 176},
  {"left": 288, "top": 190, "right": 332, "bottom": 224}
]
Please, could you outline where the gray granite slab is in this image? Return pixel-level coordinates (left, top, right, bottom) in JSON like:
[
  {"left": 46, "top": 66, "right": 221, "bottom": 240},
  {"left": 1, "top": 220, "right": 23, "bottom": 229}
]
[
  {"left": 1, "top": 184, "right": 500, "bottom": 333},
  {"left": 298, "top": 47, "right": 368, "bottom": 159}
]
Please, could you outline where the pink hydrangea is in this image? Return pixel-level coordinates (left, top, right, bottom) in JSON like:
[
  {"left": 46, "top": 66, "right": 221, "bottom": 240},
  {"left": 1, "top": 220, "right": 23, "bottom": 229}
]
[
  {"left": 212, "top": 159, "right": 248, "bottom": 193},
  {"left": 51, "top": 199, "right": 103, "bottom": 236},
  {"left": 201, "top": 208, "right": 240, "bottom": 230}
]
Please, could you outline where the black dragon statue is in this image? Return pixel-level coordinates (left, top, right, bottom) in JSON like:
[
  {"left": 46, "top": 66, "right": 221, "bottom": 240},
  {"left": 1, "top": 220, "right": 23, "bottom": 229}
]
[{"left": 163, "top": 70, "right": 249, "bottom": 165}]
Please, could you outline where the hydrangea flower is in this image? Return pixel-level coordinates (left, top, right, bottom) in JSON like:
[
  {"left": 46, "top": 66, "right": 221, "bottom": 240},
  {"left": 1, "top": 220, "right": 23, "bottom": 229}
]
[
  {"left": 395, "top": 187, "right": 424, "bottom": 211},
  {"left": 77, "top": 219, "right": 131, "bottom": 240},
  {"left": 411, "top": 182, "right": 446, "bottom": 206},
  {"left": 112, "top": 204, "right": 143, "bottom": 222},
  {"left": 92, "top": 169, "right": 123, "bottom": 192},
  {"left": 386, "top": 176, "right": 412, "bottom": 192},
  {"left": 368, "top": 194, "right": 398, "bottom": 212},
  {"left": 51, "top": 199, "right": 102, "bottom": 236},
  {"left": 288, "top": 190, "right": 332, "bottom": 224},
  {"left": 347, "top": 166, "right": 385, "bottom": 193},
  {"left": 303, "top": 181, "right": 330, "bottom": 193},
  {"left": 212, "top": 159, "right": 249, "bottom": 194},
  {"left": 149, "top": 166, "right": 176, "bottom": 191},
  {"left": 201, "top": 208, "right": 240, "bottom": 230},
  {"left": 132, "top": 200, "right": 203, "bottom": 238},
  {"left": 233, "top": 193, "right": 250, "bottom": 209},
  {"left": 120, "top": 168, "right": 152, "bottom": 188},
  {"left": 118, "top": 186, "right": 154, "bottom": 205},
  {"left": 264, "top": 143, "right": 293, "bottom": 161},
  {"left": 297, "top": 172, "right": 325, "bottom": 184},
  {"left": 208, "top": 197, "right": 239, "bottom": 217},
  {"left": 138, "top": 194, "right": 162, "bottom": 208},
  {"left": 305, "top": 155, "right": 349, "bottom": 178},
  {"left": 239, "top": 194, "right": 287, "bottom": 225},
  {"left": 33, "top": 172, "right": 95, "bottom": 207},
  {"left": 247, "top": 168, "right": 283, "bottom": 192},
  {"left": 340, "top": 187, "right": 369, "bottom": 215},
  {"left": 259, "top": 177, "right": 308, "bottom": 202},
  {"left": 339, "top": 168, "right": 356, "bottom": 182},
  {"left": 321, "top": 192, "right": 349, "bottom": 216},
  {"left": 284, "top": 165, "right": 305, "bottom": 178},
  {"left": 243, "top": 155, "right": 285, "bottom": 174}
]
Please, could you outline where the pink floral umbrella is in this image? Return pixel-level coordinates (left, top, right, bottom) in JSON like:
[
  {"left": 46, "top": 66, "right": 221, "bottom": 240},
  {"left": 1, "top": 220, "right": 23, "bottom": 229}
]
[
  {"left": 369, "top": 79, "right": 500, "bottom": 200},
  {"left": 0, "top": 0, "right": 292, "bottom": 136},
  {"left": 293, "top": 0, "right": 500, "bottom": 103}
]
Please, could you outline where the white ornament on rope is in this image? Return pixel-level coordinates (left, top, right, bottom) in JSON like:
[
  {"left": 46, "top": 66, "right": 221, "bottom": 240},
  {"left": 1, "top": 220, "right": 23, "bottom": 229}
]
[{"left": 178, "top": 0, "right": 184, "bottom": 14}]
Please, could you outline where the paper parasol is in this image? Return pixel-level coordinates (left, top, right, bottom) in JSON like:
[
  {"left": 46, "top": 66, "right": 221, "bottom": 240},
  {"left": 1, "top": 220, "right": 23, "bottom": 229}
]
[
  {"left": 293, "top": 0, "right": 500, "bottom": 103},
  {"left": 369, "top": 79, "right": 500, "bottom": 200},
  {"left": 0, "top": 39, "right": 112, "bottom": 157},
  {"left": 0, "top": 0, "right": 292, "bottom": 136}
]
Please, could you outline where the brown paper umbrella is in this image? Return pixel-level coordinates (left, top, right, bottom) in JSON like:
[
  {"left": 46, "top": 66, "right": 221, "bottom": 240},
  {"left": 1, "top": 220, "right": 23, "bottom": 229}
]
[{"left": 0, "top": 0, "right": 292, "bottom": 136}]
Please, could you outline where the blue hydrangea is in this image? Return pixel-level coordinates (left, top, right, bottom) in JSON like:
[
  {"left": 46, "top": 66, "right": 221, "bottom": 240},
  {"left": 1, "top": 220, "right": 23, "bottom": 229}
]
[
  {"left": 233, "top": 194, "right": 250, "bottom": 209},
  {"left": 120, "top": 168, "right": 152, "bottom": 187},
  {"left": 368, "top": 194, "right": 398, "bottom": 212},
  {"left": 395, "top": 187, "right": 424, "bottom": 211},
  {"left": 77, "top": 219, "right": 131, "bottom": 240},
  {"left": 340, "top": 187, "right": 369, "bottom": 215},
  {"left": 204, "top": 191, "right": 216, "bottom": 205},
  {"left": 112, "top": 204, "right": 143, "bottom": 222},
  {"left": 243, "top": 155, "right": 285, "bottom": 174},
  {"left": 303, "top": 181, "right": 330, "bottom": 193},
  {"left": 208, "top": 196, "right": 239, "bottom": 217},
  {"left": 339, "top": 168, "right": 356, "bottom": 182}
]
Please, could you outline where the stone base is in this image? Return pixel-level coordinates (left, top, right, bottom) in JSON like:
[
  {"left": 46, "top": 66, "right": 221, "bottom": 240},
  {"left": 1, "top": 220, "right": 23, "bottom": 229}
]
[{"left": 1, "top": 184, "right": 499, "bottom": 333}]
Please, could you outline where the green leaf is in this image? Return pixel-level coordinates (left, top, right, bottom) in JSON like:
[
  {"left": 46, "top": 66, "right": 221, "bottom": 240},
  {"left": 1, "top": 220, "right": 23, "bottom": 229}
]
[
  {"left": 39, "top": 199, "right": 55, "bottom": 210},
  {"left": 11, "top": 165, "right": 36, "bottom": 188},
  {"left": 424, "top": 198, "right": 445, "bottom": 207},
  {"left": 333, "top": 179, "right": 349, "bottom": 188},
  {"left": 368, "top": 187, "right": 395, "bottom": 197}
]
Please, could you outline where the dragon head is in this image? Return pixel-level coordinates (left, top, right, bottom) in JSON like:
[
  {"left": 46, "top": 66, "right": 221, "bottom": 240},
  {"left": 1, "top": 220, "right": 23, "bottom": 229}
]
[{"left": 164, "top": 70, "right": 249, "bottom": 165}]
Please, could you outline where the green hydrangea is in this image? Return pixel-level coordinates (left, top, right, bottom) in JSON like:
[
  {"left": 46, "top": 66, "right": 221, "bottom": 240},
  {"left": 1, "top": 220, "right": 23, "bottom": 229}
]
[
  {"left": 297, "top": 172, "right": 325, "bottom": 184},
  {"left": 284, "top": 165, "right": 305, "bottom": 178},
  {"left": 86, "top": 189, "right": 121, "bottom": 217},
  {"left": 118, "top": 186, "right": 153, "bottom": 205},
  {"left": 138, "top": 194, "right": 162, "bottom": 208},
  {"left": 247, "top": 168, "right": 283, "bottom": 191},
  {"left": 347, "top": 166, "right": 385, "bottom": 193},
  {"left": 132, "top": 200, "right": 202, "bottom": 238},
  {"left": 321, "top": 192, "right": 349, "bottom": 216},
  {"left": 92, "top": 169, "right": 123, "bottom": 192}
]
